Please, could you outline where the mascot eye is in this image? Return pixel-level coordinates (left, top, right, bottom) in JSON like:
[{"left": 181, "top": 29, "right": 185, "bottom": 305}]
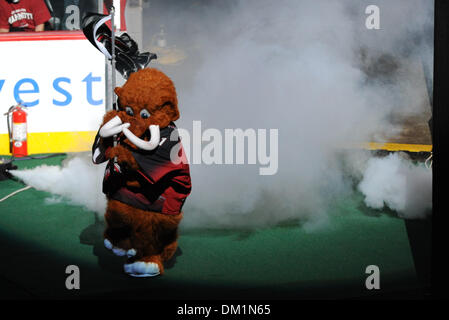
[
  {"left": 140, "top": 109, "right": 150, "bottom": 119},
  {"left": 125, "top": 106, "right": 134, "bottom": 116}
]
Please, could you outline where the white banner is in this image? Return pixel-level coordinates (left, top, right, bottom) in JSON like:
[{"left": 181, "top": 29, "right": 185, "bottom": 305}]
[{"left": 0, "top": 36, "right": 106, "bottom": 134}]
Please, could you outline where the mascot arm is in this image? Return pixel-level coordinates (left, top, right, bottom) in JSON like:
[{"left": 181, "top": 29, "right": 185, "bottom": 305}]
[
  {"left": 92, "top": 110, "right": 138, "bottom": 170},
  {"left": 92, "top": 132, "right": 113, "bottom": 164},
  {"left": 92, "top": 110, "right": 121, "bottom": 164},
  {"left": 106, "top": 144, "right": 139, "bottom": 170}
]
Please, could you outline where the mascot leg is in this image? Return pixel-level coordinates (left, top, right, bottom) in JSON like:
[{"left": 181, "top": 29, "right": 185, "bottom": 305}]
[
  {"left": 103, "top": 200, "right": 137, "bottom": 257},
  {"left": 124, "top": 211, "right": 183, "bottom": 277},
  {"left": 161, "top": 240, "right": 179, "bottom": 261}
]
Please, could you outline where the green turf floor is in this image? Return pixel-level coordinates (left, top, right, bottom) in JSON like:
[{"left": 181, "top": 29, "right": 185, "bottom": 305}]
[{"left": 0, "top": 155, "right": 420, "bottom": 299}]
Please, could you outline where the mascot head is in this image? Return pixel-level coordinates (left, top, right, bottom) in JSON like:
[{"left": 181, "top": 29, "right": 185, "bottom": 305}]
[{"left": 112, "top": 68, "right": 179, "bottom": 150}]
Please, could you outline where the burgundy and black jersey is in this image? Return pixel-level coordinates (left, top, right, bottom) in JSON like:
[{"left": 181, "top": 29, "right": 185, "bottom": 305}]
[{"left": 92, "top": 123, "right": 191, "bottom": 215}]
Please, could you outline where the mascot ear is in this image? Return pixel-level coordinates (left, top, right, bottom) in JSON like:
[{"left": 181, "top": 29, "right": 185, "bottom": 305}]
[
  {"left": 114, "top": 87, "right": 123, "bottom": 97},
  {"left": 149, "top": 102, "right": 180, "bottom": 128}
]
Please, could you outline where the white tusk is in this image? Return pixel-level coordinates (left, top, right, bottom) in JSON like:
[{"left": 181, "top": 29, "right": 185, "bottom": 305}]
[
  {"left": 102, "top": 115, "right": 122, "bottom": 130},
  {"left": 100, "top": 123, "right": 130, "bottom": 138},
  {"left": 99, "top": 116, "right": 130, "bottom": 137},
  {"left": 122, "top": 125, "right": 160, "bottom": 151}
]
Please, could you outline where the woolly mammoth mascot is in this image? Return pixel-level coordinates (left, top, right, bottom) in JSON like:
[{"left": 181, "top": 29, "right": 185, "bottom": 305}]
[{"left": 92, "top": 68, "right": 191, "bottom": 277}]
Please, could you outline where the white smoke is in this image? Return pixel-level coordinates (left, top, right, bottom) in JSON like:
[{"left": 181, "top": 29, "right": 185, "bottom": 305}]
[
  {"left": 358, "top": 153, "right": 432, "bottom": 219},
  {"left": 8, "top": 0, "right": 433, "bottom": 229},
  {"left": 165, "top": 0, "right": 433, "bottom": 228},
  {"left": 10, "top": 153, "right": 107, "bottom": 215}
]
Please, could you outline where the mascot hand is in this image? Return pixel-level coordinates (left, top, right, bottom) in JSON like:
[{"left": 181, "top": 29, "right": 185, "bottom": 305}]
[
  {"left": 105, "top": 144, "right": 139, "bottom": 171},
  {"left": 99, "top": 111, "right": 130, "bottom": 138}
]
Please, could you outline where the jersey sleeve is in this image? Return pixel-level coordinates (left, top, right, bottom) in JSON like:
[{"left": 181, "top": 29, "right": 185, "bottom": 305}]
[
  {"left": 132, "top": 141, "right": 181, "bottom": 184},
  {"left": 132, "top": 127, "right": 189, "bottom": 184},
  {"left": 32, "top": 0, "right": 51, "bottom": 26},
  {"left": 92, "top": 131, "right": 113, "bottom": 164}
]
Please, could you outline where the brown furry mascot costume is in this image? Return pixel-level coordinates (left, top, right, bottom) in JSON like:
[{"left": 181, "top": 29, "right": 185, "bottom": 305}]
[{"left": 92, "top": 68, "right": 191, "bottom": 277}]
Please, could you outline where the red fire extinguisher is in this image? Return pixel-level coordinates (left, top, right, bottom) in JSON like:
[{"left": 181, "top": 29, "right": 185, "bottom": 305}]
[{"left": 5, "top": 103, "right": 28, "bottom": 158}]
